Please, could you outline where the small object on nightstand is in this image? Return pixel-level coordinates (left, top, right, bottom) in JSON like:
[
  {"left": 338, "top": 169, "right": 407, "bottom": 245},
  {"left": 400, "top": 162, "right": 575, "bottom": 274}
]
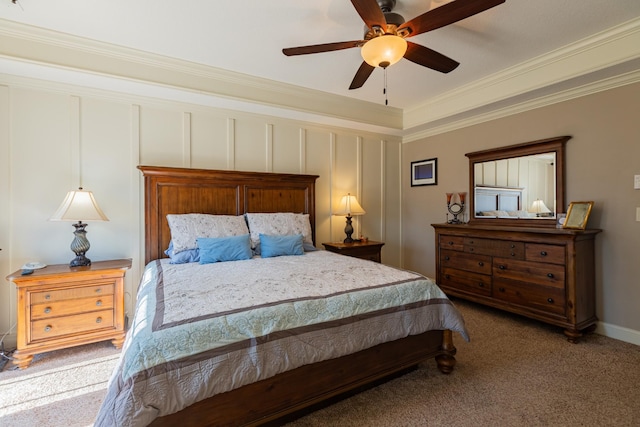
[{"left": 21, "top": 269, "right": 33, "bottom": 275}]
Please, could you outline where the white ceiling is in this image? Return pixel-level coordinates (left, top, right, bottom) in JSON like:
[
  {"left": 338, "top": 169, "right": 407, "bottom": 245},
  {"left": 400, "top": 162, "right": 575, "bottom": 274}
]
[{"left": 1, "top": 0, "right": 640, "bottom": 134}]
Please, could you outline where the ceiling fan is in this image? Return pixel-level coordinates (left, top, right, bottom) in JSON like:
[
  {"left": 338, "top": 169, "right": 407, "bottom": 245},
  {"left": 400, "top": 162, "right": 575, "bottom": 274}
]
[{"left": 283, "top": 0, "right": 505, "bottom": 90}]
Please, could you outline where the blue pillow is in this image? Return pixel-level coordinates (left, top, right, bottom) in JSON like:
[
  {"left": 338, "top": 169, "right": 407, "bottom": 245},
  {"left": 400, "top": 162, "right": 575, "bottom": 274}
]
[
  {"left": 259, "top": 234, "right": 304, "bottom": 258},
  {"left": 165, "top": 241, "right": 200, "bottom": 264},
  {"left": 197, "top": 234, "right": 252, "bottom": 264}
]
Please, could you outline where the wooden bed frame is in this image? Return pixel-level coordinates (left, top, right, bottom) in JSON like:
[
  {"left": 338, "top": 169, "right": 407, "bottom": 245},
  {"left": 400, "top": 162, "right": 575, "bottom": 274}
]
[{"left": 138, "top": 165, "right": 458, "bottom": 426}]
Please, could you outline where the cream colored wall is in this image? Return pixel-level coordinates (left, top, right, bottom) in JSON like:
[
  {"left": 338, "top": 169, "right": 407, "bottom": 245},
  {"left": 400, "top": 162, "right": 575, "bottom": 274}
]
[
  {"left": 0, "top": 77, "right": 402, "bottom": 349},
  {"left": 402, "top": 82, "right": 640, "bottom": 344}
]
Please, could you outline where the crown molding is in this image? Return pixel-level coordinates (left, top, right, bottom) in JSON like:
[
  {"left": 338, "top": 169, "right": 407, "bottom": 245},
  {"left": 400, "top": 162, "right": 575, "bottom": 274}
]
[
  {"left": 0, "top": 18, "right": 403, "bottom": 131},
  {"left": 403, "top": 17, "right": 640, "bottom": 133}
]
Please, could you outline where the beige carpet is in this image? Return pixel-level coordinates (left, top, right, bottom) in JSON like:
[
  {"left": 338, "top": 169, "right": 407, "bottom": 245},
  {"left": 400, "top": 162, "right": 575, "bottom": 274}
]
[{"left": 1, "top": 299, "right": 639, "bottom": 426}]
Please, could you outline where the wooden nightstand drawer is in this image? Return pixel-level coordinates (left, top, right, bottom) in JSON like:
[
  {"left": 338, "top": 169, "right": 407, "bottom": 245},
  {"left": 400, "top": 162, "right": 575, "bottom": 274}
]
[
  {"left": 31, "top": 309, "right": 115, "bottom": 341},
  {"left": 31, "top": 295, "right": 114, "bottom": 320},
  {"left": 31, "top": 283, "right": 114, "bottom": 304}
]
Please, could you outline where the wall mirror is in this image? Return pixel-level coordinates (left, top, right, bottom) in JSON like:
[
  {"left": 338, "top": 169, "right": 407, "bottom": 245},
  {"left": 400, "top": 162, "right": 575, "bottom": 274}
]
[{"left": 466, "top": 136, "right": 570, "bottom": 227}]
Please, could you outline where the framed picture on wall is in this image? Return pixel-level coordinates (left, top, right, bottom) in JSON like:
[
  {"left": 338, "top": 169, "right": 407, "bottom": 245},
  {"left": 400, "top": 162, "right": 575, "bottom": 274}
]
[
  {"left": 563, "top": 201, "right": 594, "bottom": 229},
  {"left": 411, "top": 158, "right": 437, "bottom": 186}
]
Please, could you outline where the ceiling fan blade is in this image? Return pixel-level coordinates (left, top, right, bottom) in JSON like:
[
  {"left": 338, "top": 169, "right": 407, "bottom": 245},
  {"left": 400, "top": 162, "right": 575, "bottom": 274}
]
[
  {"left": 398, "top": 0, "right": 505, "bottom": 37},
  {"left": 351, "top": 0, "right": 387, "bottom": 30},
  {"left": 349, "top": 62, "right": 376, "bottom": 90},
  {"left": 404, "top": 41, "right": 459, "bottom": 73},
  {"left": 283, "top": 41, "right": 363, "bottom": 56}
]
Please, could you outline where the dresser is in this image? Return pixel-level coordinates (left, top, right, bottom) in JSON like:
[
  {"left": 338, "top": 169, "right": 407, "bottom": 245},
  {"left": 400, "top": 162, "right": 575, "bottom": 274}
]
[
  {"left": 322, "top": 241, "right": 384, "bottom": 263},
  {"left": 6, "top": 259, "right": 131, "bottom": 369},
  {"left": 432, "top": 224, "right": 600, "bottom": 342}
]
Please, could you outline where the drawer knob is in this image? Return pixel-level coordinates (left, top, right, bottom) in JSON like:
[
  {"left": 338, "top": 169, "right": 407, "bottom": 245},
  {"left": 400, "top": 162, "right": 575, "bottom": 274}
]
[
  {"left": 444, "top": 256, "right": 450, "bottom": 261},
  {"left": 469, "top": 248, "right": 474, "bottom": 252},
  {"left": 96, "top": 317, "right": 103, "bottom": 324},
  {"left": 44, "top": 307, "right": 52, "bottom": 314},
  {"left": 448, "top": 241, "right": 454, "bottom": 245},
  {"left": 479, "top": 283, "right": 484, "bottom": 287},
  {"left": 547, "top": 273, "right": 554, "bottom": 278},
  {"left": 445, "top": 274, "right": 450, "bottom": 279},
  {"left": 499, "top": 287, "right": 505, "bottom": 292},
  {"left": 45, "top": 294, "right": 51, "bottom": 300},
  {"left": 510, "top": 244, "right": 515, "bottom": 248},
  {"left": 478, "top": 262, "right": 484, "bottom": 266},
  {"left": 96, "top": 300, "right": 103, "bottom": 306},
  {"left": 498, "top": 265, "right": 506, "bottom": 270},
  {"left": 96, "top": 288, "right": 102, "bottom": 293},
  {"left": 44, "top": 325, "right": 52, "bottom": 332},
  {"left": 540, "top": 251, "right": 548, "bottom": 256},
  {"left": 511, "top": 252, "right": 516, "bottom": 257},
  {"left": 547, "top": 298, "right": 554, "bottom": 304},
  {"left": 469, "top": 240, "right": 474, "bottom": 244}
]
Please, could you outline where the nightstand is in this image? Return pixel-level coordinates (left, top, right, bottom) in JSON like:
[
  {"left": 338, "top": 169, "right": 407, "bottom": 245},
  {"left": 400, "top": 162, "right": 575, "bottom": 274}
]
[
  {"left": 6, "top": 259, "right": 131, "bottom": 369},
  {"left": 322, "top": 241, "right": 385, "bottom": 263}
]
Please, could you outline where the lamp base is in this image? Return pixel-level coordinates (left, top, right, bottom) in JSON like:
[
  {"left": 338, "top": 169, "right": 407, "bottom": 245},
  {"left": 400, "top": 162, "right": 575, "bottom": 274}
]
[
  {"left": 69, "top": 221, "right": 92, "bottom": 267},
  {"left": 343, "top": 215, "right": 355, "bottom": 243},
  {"left": 70, "top": 254, "right": 92, "bottom": 267}
]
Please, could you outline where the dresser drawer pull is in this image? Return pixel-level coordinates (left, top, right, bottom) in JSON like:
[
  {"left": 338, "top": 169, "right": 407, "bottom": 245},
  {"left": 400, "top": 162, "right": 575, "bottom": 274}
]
[
  {"left": 478, "top": 283, "right": 484, "bottom": 288},
  {"left": 444, "top": 256, "right": 450, "bottom": 261},
  {"left": 469, "top": 248, "right": 474, "bottom": 252},
  {"left": 96, "top": 288, "right": 102, "bottom": 293},
  {"left": 45, "top": 294, "right": 51, "bottom": 300},
  {"left": 44, "top": 325, "right": 52, "bottom": 332},
  {"left": 498, "top": 265, "right": 506, "bottom": 270},
  {"left": 44, "top": 307, "right": 52, "bottom": 314},
  {"left": 540, "top": 251, "right": 548, "bottom": 256},
  {"left": 96, "top": 300, "right": 103, "bottom": 306},
  {"left": 478, "top": 261, "right": 484, "bottom": 266},
  {"left": 511, "top": 252, "right": 516, "bottom": 257},
  {"left": 547, "top": 298, "right": 554, "bottom": 304},
  {"left": 498, "top": 287, "right": 505, "bottom": 292},
  {"left": 510, "top": 244, "right": 515, "bottom": 248},
  {"left": 547, "top": 273, "right": 554, "bottom": 278},
  {"left": 445, "top": 274, "right": 451, "bottom": 279},
  {"left": 96, "top": 317, "right": 103, "bottom": 324},
  {"left": 448, "top": 241, "right": 454, "bottom": 245}
]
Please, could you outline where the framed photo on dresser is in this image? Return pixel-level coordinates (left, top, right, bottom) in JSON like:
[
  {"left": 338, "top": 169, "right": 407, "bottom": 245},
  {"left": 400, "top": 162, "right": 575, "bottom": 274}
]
[{"left": 563, "top": 201, "right": 594, "bottom": 229}]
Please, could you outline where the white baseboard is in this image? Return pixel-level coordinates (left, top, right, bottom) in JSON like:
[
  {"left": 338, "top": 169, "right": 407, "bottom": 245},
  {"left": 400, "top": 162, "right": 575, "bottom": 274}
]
[{"left": 596, "top": 322, "right": 640, "bottom": 346}]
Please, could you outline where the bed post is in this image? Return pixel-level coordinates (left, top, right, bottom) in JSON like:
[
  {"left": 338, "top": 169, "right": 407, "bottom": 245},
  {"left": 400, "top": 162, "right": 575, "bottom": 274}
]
[{"left": 435, "top": 330, "right": 457, "bottom": 374}]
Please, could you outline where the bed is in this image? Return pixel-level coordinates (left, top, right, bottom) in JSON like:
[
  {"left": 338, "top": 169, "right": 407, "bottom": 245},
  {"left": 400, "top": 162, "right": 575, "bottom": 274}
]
[
  {"left": 474, "top": 186, "right": 535, "bottom": 218},
  {"left": 95, "top": 166, "right": 469, "bottom": 427}
]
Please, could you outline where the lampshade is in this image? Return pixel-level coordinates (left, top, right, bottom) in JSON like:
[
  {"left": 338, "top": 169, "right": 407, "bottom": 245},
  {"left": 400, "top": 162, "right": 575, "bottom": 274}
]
[
  {"left": 361, "top": 35, "right": 407, "bottom": 68},
  {"left": 334, "top": 193, "right": 366, "bottom": 217},
  {"left": 50, "top": 188, "right": 108, "bottom": 267},
  {"left": 528, "top": 199, "right": 551, "bottom": 215},
  {"left": 50, "top": 188, "right": 109, "bottom": 222}
]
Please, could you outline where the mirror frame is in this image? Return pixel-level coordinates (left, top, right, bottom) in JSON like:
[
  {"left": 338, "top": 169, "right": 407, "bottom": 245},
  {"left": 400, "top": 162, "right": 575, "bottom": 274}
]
[{"left": 466, "top": 136, "right": 570, "bottom": 227}]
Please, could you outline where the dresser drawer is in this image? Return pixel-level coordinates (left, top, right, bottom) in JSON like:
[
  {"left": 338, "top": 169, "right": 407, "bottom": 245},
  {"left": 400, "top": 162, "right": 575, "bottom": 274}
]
[
  {"left": 526, "top": 243, "right": 565, "bottom": 265},
  {"left": 493, "top": 258, "right": 565, "bottom": 288},
  {"left": 493, "top": 279, "right": 566, "bottom": 315},
  {"left": 31, "top": 295, "right": 114, "bottom": 320},
  {"left": 441, "top": 267, "right": 492, "bottom": 297},
  {"left": 441, "top": 249, "right": 492, "bottom": 274},
  {"left": 464, "top": 238, "right": 524, "bottom": 259},
  {"left": 31, "top": 283, "right": 115, "bottom": 304},
  {"left": 439, "top": 235, "right": 464, "bottom": 251},
  {"left": 31, "top": 309, "right": 114, "bottom": 341}
]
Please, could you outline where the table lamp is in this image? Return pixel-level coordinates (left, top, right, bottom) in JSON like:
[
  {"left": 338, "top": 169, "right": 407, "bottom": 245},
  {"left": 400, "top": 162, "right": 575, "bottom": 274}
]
[{"left": 333, "top": 193, "right": 365, "bottom": 243}]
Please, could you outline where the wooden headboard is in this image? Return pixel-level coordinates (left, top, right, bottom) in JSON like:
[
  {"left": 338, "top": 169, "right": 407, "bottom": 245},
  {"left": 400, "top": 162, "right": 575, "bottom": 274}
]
[
  {"left": 138, "top": 166, "right": 319, "bottom": 264},
  {"left": 474, "top": 186, "right": 523, "bottom": 215}
]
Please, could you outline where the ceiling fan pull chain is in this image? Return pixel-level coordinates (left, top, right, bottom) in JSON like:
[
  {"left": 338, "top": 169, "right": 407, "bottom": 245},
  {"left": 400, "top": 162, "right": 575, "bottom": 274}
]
[{"left": 384, "top": 67, "right": 388, "bottom": 106}]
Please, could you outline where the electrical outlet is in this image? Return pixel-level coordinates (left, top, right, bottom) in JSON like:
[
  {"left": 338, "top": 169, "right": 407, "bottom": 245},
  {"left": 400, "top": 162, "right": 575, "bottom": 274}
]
[{"left": 635, "top": 175, "right": 640, "bottom": 189}]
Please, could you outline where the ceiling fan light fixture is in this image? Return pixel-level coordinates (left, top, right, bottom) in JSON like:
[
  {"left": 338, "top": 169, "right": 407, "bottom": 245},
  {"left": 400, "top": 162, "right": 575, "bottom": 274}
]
[{"left": 361, "top": 34, "right": 407, "bottom": 68}]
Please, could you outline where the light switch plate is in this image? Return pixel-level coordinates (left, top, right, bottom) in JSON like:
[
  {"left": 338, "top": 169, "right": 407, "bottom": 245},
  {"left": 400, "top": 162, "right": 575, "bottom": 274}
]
[
  {"left": 637, "top": 207, "right": 640, "bottom": 222},
  {"left": 635, "top": 175, "right": 640, "bottom": 189}
]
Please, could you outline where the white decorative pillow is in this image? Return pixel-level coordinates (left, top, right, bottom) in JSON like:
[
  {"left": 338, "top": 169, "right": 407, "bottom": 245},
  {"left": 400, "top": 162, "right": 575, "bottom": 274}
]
[
  {"left": 245, "top": 213, "right": 313, "bottom": 249},
  {"left": 166, "top": 214, "right": 249, "bottom": 254}
]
